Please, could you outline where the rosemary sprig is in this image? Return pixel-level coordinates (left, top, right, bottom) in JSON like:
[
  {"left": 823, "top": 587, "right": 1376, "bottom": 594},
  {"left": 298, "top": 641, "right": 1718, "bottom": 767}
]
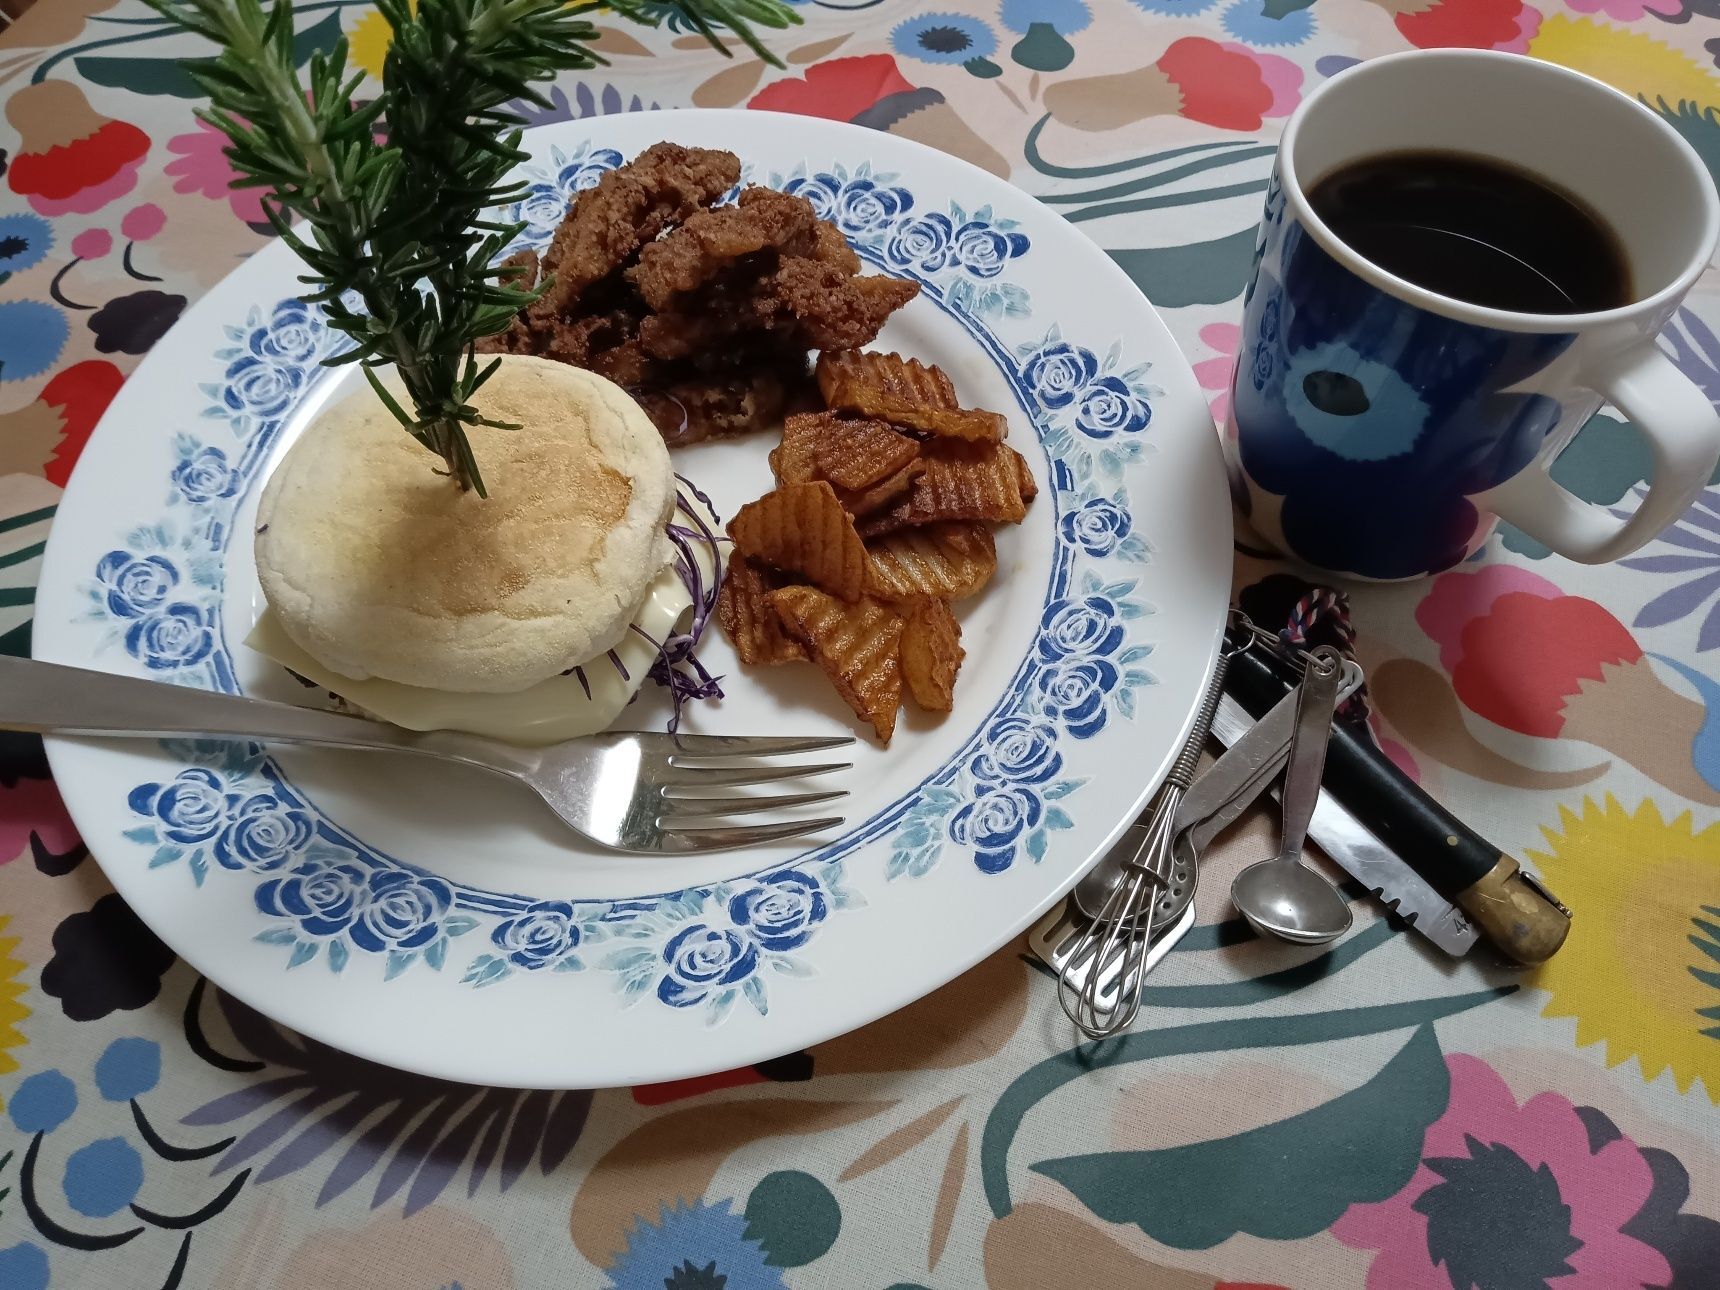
[{"left": 145, "top": 0, "right": 800, "bottom": 495}]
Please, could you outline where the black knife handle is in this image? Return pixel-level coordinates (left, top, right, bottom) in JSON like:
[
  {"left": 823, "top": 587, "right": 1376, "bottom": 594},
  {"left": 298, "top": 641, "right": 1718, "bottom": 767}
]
[{"left": 1224, "top": 637, "right": 1570, "bottom": 964}]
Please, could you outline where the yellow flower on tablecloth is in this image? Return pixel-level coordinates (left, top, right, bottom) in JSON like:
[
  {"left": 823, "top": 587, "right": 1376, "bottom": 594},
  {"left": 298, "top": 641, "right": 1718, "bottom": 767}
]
[
  {"left": 1528, "top": 14, "right": 1720, "bottom": 116},
  {"left": 0, "top": 915, "right": 32, "bottom": 1093},
  {"left": 1528, "top": 796, "right": 1720, "bottom": 1103},
  {"left": 347, "top": 3, "right": 409, "bottom": 82}
]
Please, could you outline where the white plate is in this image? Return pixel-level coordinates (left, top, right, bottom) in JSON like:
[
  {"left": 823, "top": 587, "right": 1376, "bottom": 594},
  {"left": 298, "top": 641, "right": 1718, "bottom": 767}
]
[{"left": 33, "top": 110, "right": 1231, "bottom": 1088}]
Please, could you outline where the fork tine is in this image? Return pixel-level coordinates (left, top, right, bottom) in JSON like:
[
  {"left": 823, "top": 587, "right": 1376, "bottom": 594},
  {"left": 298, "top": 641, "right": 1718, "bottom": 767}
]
[
  {"left": 656, "top": 762, "right": 850, "bottom": 789},
  {"left": 662, "top": 816, "right": 846, "bottom": 851},
  {"left": 664, "top": 734, "right": 856, "bottom": 757},
  {"left": 661, "top": 789, "right": 847, "bottom": 823}
]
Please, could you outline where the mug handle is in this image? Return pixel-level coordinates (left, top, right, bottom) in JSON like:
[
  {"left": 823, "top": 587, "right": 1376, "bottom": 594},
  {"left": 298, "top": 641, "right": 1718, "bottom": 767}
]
[{"left": 1487, "top": 344, "right": 1720, "bottom": 562}]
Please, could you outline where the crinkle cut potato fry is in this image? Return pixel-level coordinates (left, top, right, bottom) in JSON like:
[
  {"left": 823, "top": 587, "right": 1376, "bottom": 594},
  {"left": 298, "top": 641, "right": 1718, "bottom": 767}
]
[
  {"left": 863, "top": 522, "right": 996, "bottom": 603},
  {"left": 816, "top": 349, "right": 1004, "bottom": 441},
  {"left": 727, "top": 480, "right": 868, "bottom": 603},
  {"left": 767, "top": 585, "right": 905, "bottom": 743},
  {"left": 900, "top": 596, "right": 964, "bottom": 713},
  {"left": 858, "top": 440, "right": 1028, "bottom": 535},
  {"left": 836, "top": 459, "right": 924, "bottom": 518},
  {"left": 715, "top": 556, "right": 805, "bottom": 665}
]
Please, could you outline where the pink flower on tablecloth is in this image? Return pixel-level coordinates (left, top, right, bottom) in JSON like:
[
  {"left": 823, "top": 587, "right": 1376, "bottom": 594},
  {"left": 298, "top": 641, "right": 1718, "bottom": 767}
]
[
  {"left": 0, "top": 777, "right": 80, "bottom": 864},
  {"left": 1334, "top": 1055, "right": 1672, "bottom": 1289},
  {"left": 1193, "top": 321, "right": 1239, "bottom": 429},
  {"left": 70, "top": 228, "right": 112, "bottom": 261},
  {"left": 1219, "top": 42, "right": 1302, "bottom": 116},
  {"left": 1414, "top": 564, "right": 1561, "bottom": 672},
  {"left": 166, "top": 117, "right": 268, "bottom": 226},
  {"left": 121, "top": 203, "right": 165, "bottom": 242},
  {"left": 1562, "top": 0, "right": 1678, "bottom": 18}
]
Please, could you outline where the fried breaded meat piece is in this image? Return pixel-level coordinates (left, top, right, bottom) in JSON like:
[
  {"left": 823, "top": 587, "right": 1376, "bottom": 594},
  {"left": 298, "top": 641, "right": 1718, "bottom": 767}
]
[
  {"left": 628, "top": 188, "right": 819, "bottom": 310},
  {"left": 528, "top": 142, "right": 740, "bottom": 327}
]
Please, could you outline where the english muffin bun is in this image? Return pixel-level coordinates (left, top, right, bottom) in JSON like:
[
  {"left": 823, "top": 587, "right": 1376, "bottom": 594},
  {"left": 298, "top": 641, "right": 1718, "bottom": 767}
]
[{"left": 255, "top": 355, "right": 676, "bottom": 694}]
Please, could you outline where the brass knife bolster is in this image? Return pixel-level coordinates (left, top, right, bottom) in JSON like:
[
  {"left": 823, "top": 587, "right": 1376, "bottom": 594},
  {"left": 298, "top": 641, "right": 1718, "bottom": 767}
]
[{"left": 1452, "top": 855, "right": 1572, "bottom": 966}]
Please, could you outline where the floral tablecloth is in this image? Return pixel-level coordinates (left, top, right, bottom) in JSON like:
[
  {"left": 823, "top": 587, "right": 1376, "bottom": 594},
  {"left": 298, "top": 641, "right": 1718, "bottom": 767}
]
[{"left": 2, "top": 2, "right": 1718, "bottom": 1287}]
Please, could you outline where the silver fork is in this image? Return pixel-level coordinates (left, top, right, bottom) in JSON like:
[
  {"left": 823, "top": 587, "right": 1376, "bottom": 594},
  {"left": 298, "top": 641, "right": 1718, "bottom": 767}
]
[{"left": 0, "top": 656, "right": 851, "bottom": 854}]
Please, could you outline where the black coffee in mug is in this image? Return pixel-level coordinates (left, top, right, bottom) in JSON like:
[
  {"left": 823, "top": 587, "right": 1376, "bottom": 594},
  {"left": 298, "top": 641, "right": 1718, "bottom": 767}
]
[{"left": 1306, "top": 151, "right": 1631, "bottom": 315}]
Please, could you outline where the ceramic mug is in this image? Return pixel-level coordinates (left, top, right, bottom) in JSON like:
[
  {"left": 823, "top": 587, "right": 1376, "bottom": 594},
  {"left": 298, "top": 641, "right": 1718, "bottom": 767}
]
[{"left": 1226, "top": 49, "right": 1720, "bottom": 581}]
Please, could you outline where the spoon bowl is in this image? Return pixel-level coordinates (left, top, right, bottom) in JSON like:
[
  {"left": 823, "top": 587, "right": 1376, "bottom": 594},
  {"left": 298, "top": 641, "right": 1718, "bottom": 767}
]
[{"left": 1230, "top": 856, "right": 1353, "bottom": 944}]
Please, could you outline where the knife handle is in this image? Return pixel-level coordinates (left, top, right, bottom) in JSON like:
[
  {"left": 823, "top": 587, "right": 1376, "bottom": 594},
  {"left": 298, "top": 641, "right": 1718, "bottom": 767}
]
[{"left": 1225, "top": 641, "right": 1571, "bottom": 965}]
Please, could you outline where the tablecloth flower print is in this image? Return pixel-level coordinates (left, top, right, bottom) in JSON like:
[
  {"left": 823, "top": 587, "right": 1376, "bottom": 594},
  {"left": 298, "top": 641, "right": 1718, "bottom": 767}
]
[{"left": 2, "top": 1, "right": 1719, "bottom": 1287}]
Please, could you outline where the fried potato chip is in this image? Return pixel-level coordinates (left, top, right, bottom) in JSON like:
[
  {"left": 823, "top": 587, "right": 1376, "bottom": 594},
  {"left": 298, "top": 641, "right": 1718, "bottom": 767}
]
[
  {"left": 817, "top": 350, "right": 1006, "bottom": 441},
  {"left": 728, "top": 480, "right": 868, "bottom": 602},
  {"left": 715, "top": 556, "right": 805, "bottom": 665},
  {"left": 837, "top": 459, "right": 924, "bottom": 519},
  {"left": 900, "top": 597, "right": 964, "bottom": 713},
  {"left": 883, "top": 405, "right": 1008, "bottom": 443},
  {"left": 864, "top": 522, "right": 996, "bottom": 603},
  {"left": 818, "top": 349, "right": 957, "bottom": 411},
  {"left": 1010, "top": 446, "right": 1039, "bottom": 502},
  {"left": 768, "top": 413, "right": 826, "bottom": 485},
  {"left": 767, "top": 585, "right": 904, "bottom": 741},
  {"left": 816, "top": 419, "right": 920, "bottom": 490},
  {"left": 866, "top": 440, "right": 1026, "bottom": 530},
  {"left": 770, "top": 412, "right": 919, "bottom": 492}
]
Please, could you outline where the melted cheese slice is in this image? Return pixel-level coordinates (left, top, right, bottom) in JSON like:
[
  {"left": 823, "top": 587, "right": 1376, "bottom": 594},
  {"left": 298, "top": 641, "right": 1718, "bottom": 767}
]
[{"left": 245, "top": 562, "right": 695, "bottom": 745}]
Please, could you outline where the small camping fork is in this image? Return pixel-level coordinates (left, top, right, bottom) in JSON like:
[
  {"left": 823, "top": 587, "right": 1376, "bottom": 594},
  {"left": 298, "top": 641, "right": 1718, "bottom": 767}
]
[{"left": 0, "top": 656, "right": 851, "bottom": 853}]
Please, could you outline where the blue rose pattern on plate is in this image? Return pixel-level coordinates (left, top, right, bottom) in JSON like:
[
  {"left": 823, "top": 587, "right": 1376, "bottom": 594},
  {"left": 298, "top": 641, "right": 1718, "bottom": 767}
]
[{"left": 82, "top": 150, "right": 1164, "bottom": 1022}]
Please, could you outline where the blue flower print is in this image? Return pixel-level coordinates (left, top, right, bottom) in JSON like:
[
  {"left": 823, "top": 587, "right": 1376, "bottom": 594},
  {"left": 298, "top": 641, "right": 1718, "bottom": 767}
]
[
  {"left": 1035, "top": 657, "right": 1120, "bottom": 737},
  {"left": 250, "top": 299, "right": 328, "bottom": 365},
  {"left": 95, "top": 550, "right": 178, "bottom": 618},
  {"left": 780, "top": 172, "right": 843, "bottom": 220},
  {"left": 349, "top": 870, "right": 453, "bottom": 953},
  {"left": 952, "top": 220, "right": 1029, "bottom": 279},
  {"left": 829, "top": 178, "right": 913, "bottom": 237},
  {"left": 657, "top": 925, "right": 759, "bottom": 1008},
  {"left": 128, "top": 767, "right": 231, "bottom": 843},
  {"left": 8, "top": 1070, "right": 77, "bottom": 1134},
  {"left": 892, "top": 14, "right": 998, "bottom": 65},
  {"left": 1001, "top": 0, "right": 1092, "bottom": 33},
  {"left": 1223, "top": 0, "right": 1315, "bottom": 48},
  {"left": 1037, "top": 594, "right": 1124, "bottom": 662},
  {"left": 0, "top": 212, "right": 52, "bottom": 275},
  {"left": 727, "top": 871, "right": 828, "bottom": 952},
  {"left": 1060, "top": 496, "right": 1133, "bottom": 556},
  {"left": 63, "top": 1138, "right": 144, "bottom": 1218},
  {"left": 0, "top": 1243, "right": 48, "bottom": 1290},
  {"left": 222, "top": 353, "right": 305, "bottom": 422},
  {"left": 607, "top": 1199, "right": 786, "bottom": 1290},
  {"left": 1129, "top": 0, "right": 1217, "bottom": 13},
  {"left": 950, "top": 783, "right": 1044, "bottom": 873},
  {"left": 213, "top": 791, "right": 313, "bottom": 872},
  {"left": 256, "top": 858, "right": 369, "bottom": 937},
  {"left": 0, "top": 300, "right": 68, "bottom": 383},
  {"left": 94, "top": 1037, "right": 162, "bottom": 1102},
  {"left": 490, "top": 900, "right": 582, "bottom": 970},
  {"left": 125, "top": 602, "right": 215, "bottom": 669},
  {"left": 887, "top": 212, "right": 955, "bottom": 272},
  {"left": 1285, "top": 343, "right": 1429, "bottom": 462},
  {"left": 1075, "top": 375, "right": 1152, "bottom": 439},
  {"left": 172, "top": 446, "right": 237, "bottom": 504},
  {"left": 1023, "top": 340, "right": 1098, "bottom": 409},
  {"left": 970, "top": 715, "right": 1063, "bottom": 784}
]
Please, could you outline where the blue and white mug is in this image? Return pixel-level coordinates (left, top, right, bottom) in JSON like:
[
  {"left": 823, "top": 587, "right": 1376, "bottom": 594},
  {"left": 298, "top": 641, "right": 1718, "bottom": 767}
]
[{"left": 1227, "top": 50, "right": 1720, "bottom": 580}]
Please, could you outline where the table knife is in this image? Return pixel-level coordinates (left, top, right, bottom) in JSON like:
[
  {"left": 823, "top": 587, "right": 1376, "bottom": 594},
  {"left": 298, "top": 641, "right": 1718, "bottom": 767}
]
[{"left": 1224, "top": 642, "right": 1570, "bottom": 965}]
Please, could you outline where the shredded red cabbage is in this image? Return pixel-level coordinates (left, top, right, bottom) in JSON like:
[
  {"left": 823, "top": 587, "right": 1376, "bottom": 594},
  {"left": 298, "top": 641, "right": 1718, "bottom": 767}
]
[{"left": 638, "top": 475, "right": 725, "bottom": 731}]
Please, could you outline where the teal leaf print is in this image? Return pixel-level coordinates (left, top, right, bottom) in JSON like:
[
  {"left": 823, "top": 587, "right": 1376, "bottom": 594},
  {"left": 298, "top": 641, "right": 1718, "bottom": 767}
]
[{"left": 1028, "top": 1026, "right": 1450, "bottom": 1247}]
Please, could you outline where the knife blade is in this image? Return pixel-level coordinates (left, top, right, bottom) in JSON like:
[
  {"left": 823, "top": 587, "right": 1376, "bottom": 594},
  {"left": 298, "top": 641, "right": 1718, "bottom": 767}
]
[{"left": 1210, "top": 693, "right": 1480, "bottom": 957}]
